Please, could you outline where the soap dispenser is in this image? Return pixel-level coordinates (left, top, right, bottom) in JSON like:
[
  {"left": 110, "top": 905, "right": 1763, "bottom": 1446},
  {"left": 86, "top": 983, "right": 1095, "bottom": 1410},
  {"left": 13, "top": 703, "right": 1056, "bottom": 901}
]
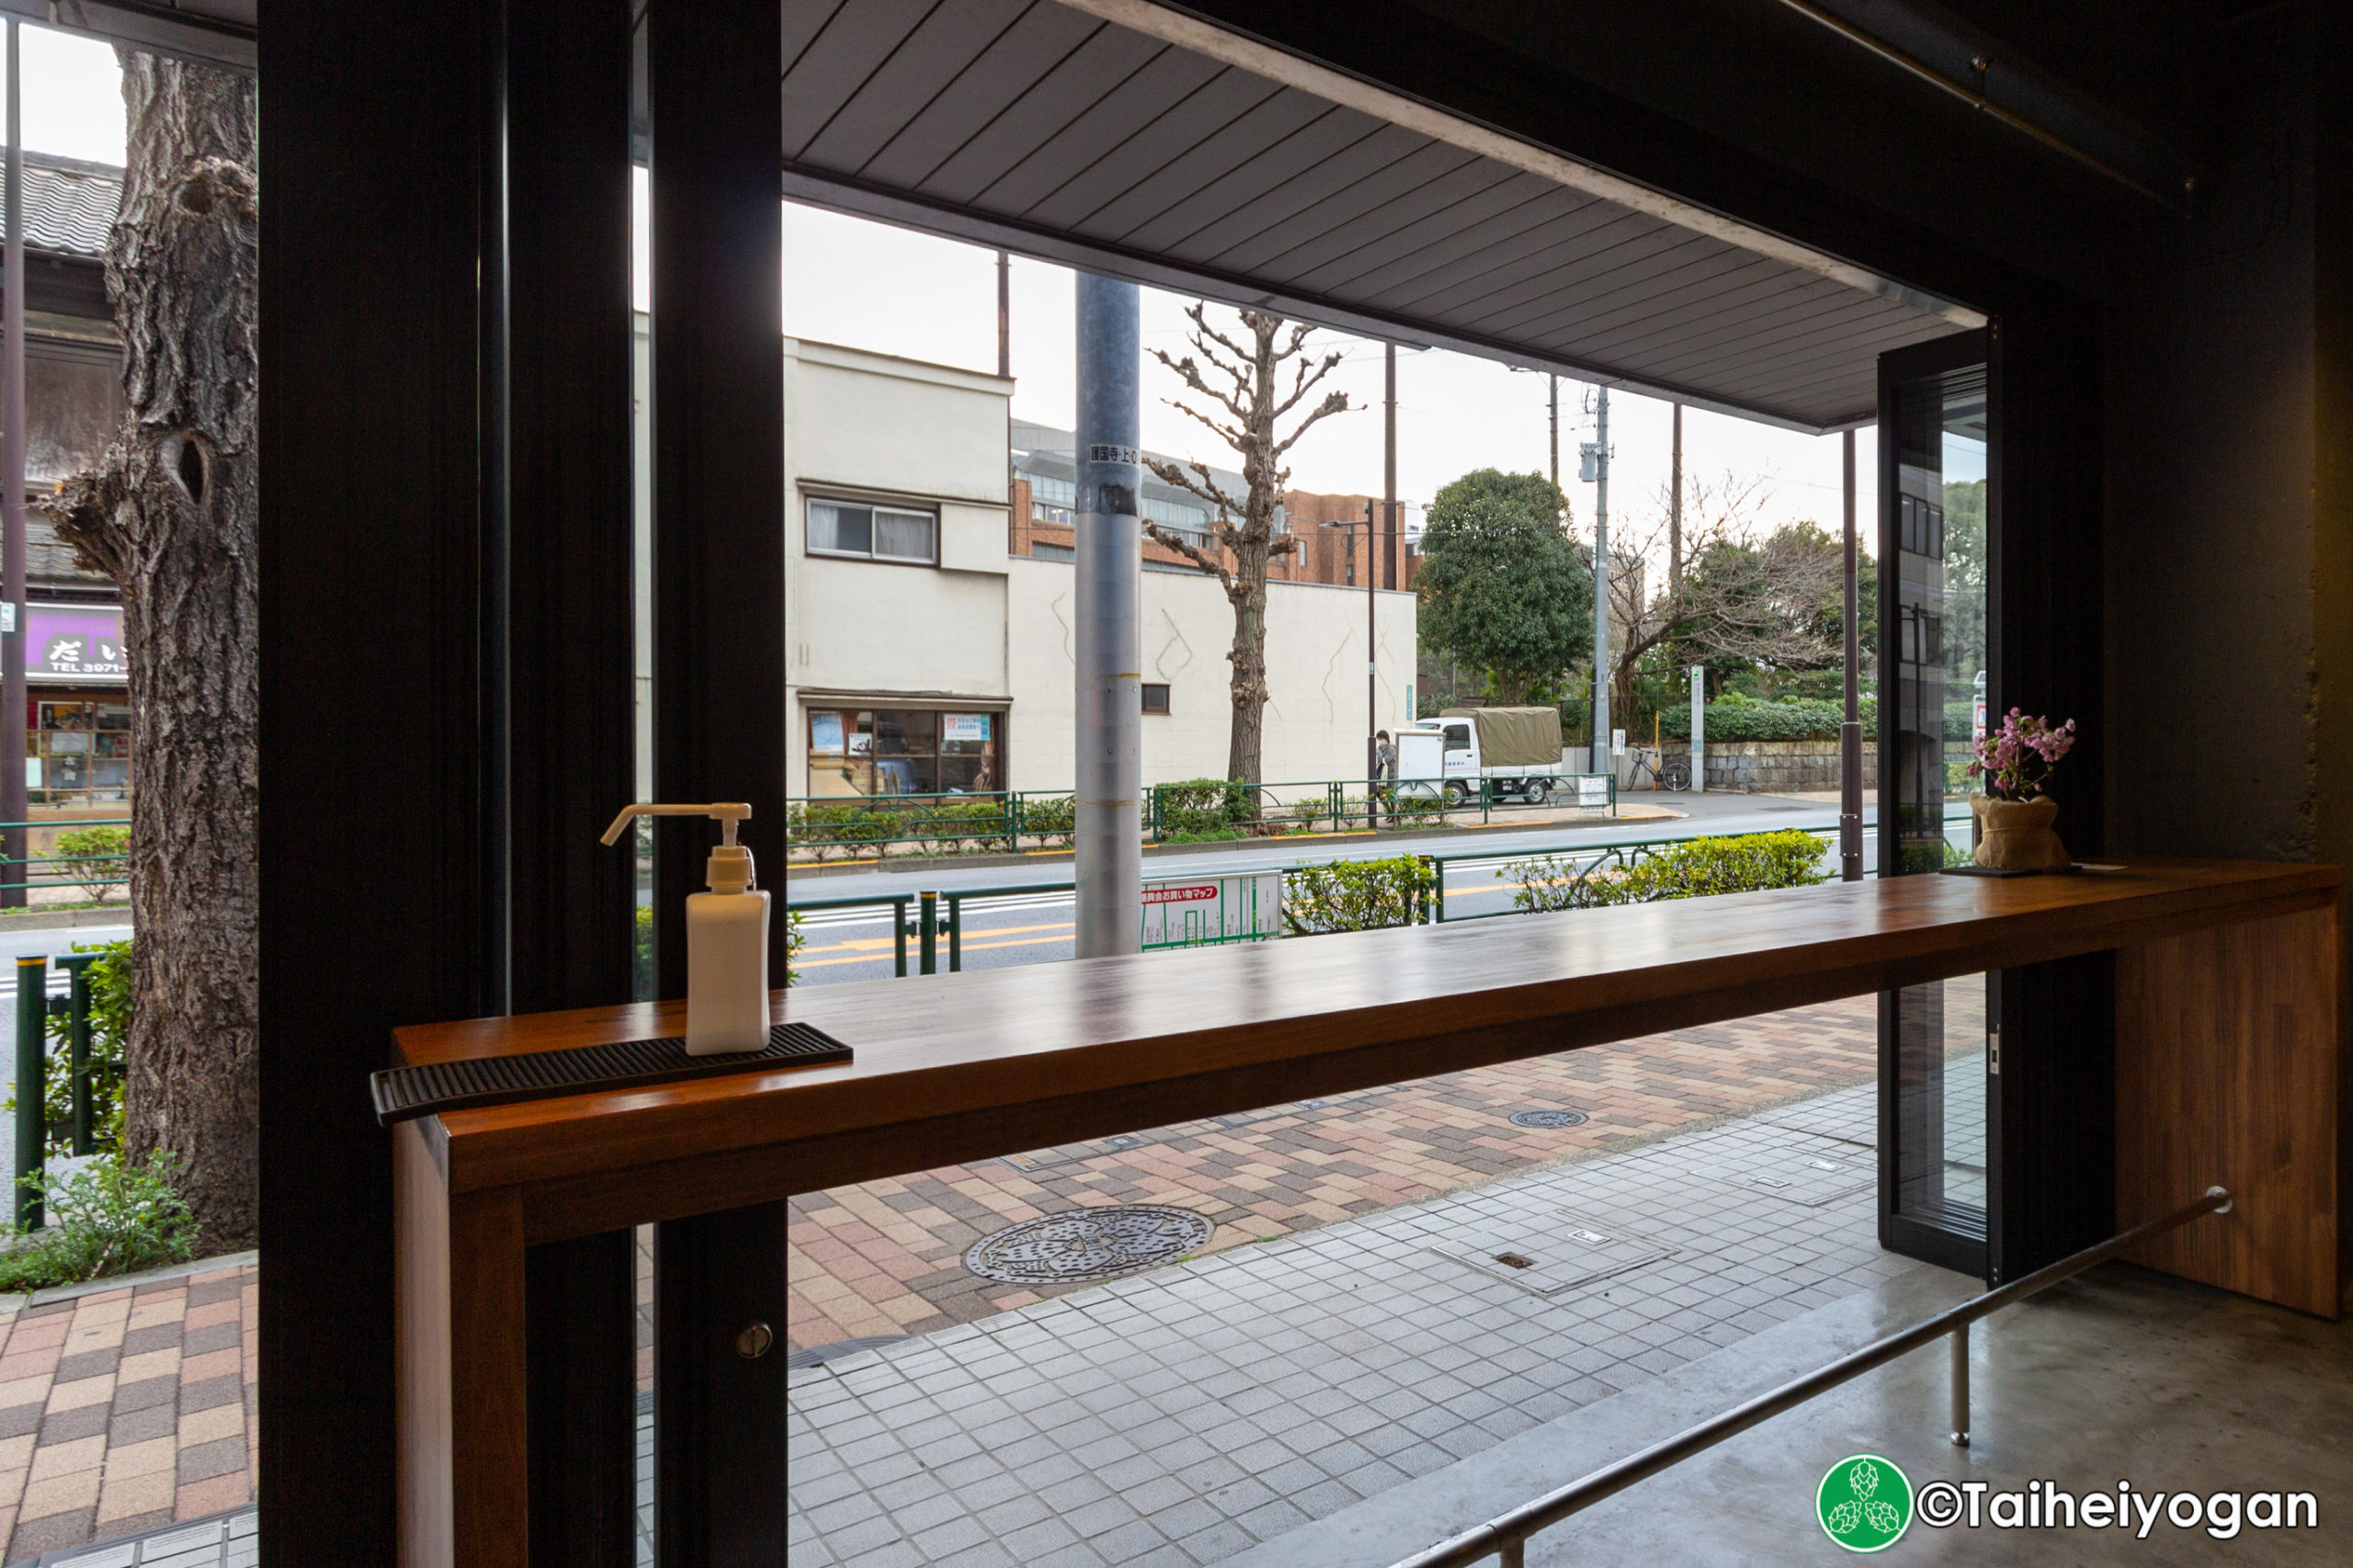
[{"left": 601, "top": 803, "right": 771, "bottom": 1055}]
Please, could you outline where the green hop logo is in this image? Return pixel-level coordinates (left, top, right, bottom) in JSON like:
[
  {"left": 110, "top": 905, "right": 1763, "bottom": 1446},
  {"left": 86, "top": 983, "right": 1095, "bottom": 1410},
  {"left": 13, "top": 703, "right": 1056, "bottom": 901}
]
[{"left": 1815, "top": 1454, "right": 1912, "bottom": 1552}]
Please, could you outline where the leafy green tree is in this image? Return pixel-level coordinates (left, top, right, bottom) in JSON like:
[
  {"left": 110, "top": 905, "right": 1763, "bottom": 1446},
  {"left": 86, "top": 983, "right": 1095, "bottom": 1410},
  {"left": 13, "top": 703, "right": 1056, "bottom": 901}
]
[{"left": 1415, "top": 470, "right": 1591, "bottom": 703}]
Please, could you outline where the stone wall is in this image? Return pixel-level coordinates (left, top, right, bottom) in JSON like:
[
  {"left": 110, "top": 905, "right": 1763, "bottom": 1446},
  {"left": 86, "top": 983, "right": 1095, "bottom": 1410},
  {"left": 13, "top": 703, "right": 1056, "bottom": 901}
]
[{"left": 1651, "top": 739, "right": 1877, "bottom": 795}]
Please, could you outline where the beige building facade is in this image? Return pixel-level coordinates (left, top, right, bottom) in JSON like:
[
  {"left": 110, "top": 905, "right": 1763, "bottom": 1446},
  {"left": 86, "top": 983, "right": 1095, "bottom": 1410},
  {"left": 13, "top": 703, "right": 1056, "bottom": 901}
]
[{"left": 684, "top": 332, "right": 1417, "bottom": 800}]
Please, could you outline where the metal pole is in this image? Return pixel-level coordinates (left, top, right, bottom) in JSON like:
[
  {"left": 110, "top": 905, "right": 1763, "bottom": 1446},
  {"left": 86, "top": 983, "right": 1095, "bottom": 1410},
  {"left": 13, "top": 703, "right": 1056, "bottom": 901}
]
[
  {"left": 1949, "top": 1321, "right": 1970, "bottom": 1447},
  {"left": 1840, "top": 428, "right": 1864, "bottom": 881},
  {"left": 14, "top": 953, "right": 42, "bottom": 1227},
  {"left": 0, "top": 21, "right": 27, "bottom": 910},
  {"left": 1590, "top": 389, "right": 1611, "bottom": 776},
  {"left": 1074, "top": 273, "right": 1142, "bottom": 957},
  {"left": 918, "top": 890, "right": 938, "bottom": 976}
]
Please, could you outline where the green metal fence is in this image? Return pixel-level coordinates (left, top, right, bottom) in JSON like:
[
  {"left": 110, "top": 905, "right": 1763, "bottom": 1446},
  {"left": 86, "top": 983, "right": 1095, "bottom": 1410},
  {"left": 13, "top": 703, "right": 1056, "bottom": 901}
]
[
  {"left": 12, "top": 952, "right": 114, "bottom": 1228},
  {"left": 1144, "top": 774, "right": 1617, "bottom": 844},
  {"left": 0, "top": 818, "right": 131, "bottom": 901}
]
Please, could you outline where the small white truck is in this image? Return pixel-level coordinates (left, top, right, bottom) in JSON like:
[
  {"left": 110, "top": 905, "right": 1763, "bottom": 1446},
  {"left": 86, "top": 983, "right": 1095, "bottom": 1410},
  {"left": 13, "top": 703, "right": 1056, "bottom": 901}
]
[{"left": 1393, "top": 706, "right": 1602, "bottom": 805}]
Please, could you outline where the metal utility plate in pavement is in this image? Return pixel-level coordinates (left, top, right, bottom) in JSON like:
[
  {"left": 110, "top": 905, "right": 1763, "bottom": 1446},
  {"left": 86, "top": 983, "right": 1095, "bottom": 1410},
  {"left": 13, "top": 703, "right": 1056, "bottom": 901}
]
[
  {"left": 1753, "top": 1097, "right": 1879, "bottom": 1150},
  {"left": 1685, "top": 1129, "right": 1876, "bottom": 1206},
  {"left": 1427, "top": 1212, "right": 1675, "bottom": 1297}
]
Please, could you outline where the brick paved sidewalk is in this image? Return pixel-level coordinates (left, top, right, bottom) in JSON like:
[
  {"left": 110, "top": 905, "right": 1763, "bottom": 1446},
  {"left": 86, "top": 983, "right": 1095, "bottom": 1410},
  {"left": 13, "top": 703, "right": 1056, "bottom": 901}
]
[
  {"left": 0, "top": 1261, "right": 256, "bottom": 1565},
  {"left": 790, "top": 994, "right": 1908, "bottom": 1352}
]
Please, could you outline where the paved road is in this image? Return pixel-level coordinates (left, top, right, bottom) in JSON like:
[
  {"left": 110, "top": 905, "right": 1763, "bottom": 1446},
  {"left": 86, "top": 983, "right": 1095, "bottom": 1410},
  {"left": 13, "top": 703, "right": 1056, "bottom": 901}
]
[{"left": 786, "top": 793, "right": 1941, "bottom": 989}]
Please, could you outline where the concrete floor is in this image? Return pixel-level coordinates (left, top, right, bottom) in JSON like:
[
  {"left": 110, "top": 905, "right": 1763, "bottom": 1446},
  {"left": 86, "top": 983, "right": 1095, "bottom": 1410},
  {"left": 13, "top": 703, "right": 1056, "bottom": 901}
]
[{"left": 1245, "top": 1263, "right": 2353, "bottom": 1567}]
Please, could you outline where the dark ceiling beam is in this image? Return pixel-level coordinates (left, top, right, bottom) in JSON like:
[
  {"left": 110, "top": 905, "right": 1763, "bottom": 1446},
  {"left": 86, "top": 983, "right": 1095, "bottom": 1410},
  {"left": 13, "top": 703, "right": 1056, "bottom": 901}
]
[
  {"left": 5, "top": 1, "right": 256, "bottom": 73},
  {"left": 1768, "top": 0, "right": 2195, "bottom": 213}
]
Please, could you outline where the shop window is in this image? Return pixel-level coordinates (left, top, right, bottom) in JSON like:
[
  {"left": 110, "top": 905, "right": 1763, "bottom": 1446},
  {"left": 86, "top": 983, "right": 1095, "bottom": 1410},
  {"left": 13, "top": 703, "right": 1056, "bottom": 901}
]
[
  {"left": 1141, "top": 684, "right": 1170, "bottom": 715},
  {"left": 808, "top": 498, "right": 937, "bottom": 564},
  {"left": 31, "top": 699, "right": 132, "bottom": 809},
  {"left": 806, "top": 707, "right": 1002, "bottom": 798}
]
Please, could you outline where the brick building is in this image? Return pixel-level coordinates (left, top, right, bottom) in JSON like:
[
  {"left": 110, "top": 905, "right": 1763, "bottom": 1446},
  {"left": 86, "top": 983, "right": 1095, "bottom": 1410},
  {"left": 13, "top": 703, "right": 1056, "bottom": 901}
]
[{"left": 1008, "top": 419, "right": 1416, "bottom": 591}]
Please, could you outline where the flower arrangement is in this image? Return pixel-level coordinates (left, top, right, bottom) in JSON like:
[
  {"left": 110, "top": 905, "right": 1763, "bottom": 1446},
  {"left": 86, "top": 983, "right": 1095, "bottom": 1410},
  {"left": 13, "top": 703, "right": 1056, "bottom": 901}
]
[{"left": 1968, "top": 710, "right": 2076, "bottom": 801}]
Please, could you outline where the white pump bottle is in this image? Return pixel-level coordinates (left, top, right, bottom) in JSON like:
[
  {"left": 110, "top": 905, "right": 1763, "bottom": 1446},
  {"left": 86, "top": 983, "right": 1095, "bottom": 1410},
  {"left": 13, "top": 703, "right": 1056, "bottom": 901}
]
[{"left": 601, "top": 803, "right": 771, "bottom": 1055}]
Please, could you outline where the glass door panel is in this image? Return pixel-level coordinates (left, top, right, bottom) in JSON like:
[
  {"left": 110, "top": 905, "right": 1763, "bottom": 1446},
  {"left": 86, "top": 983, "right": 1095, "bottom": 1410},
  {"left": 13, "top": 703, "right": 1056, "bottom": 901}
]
[{"left": 1878, "top": 333, "right": 1991, "bottom": 1277}]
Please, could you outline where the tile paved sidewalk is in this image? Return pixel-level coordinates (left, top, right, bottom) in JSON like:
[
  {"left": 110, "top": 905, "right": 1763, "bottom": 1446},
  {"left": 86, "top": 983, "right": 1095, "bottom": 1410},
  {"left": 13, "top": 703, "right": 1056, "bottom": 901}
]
[
  {"left": 786, "top": 1072, "right": 1925, "bottom": 1568},
  {"left": 0, "top": 1264, "right": 256, "bottom": 1565},
  {"left": 790, "top": 995, "right": 1899, "bottom": 1351}
]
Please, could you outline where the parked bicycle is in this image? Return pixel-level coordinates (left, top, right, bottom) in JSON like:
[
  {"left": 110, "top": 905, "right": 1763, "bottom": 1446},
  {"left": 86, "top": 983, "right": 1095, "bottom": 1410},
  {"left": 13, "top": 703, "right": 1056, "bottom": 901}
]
[{"left": 1627, "top": 744, "right": 1692, "bottom": 792}]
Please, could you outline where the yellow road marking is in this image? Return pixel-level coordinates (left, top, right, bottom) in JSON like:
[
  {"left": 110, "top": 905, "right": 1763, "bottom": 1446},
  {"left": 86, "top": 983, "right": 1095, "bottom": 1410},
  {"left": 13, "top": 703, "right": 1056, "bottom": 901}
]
[{"left": 797, "top": 926, "right": 1075, "bottom": 968}]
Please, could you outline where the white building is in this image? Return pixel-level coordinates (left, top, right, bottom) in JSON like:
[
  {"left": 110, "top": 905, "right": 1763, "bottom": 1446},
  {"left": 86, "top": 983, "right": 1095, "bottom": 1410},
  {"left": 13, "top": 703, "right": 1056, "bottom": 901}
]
[{"left": 634, "top": 322, "right": 1416, "bottom": 799}]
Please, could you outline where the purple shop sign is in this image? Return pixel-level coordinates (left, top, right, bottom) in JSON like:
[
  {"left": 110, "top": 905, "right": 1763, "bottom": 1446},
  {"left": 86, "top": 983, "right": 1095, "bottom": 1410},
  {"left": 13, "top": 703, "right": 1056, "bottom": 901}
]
[{"left": 29, "top": 606, "right": 127, "bottom": 682}]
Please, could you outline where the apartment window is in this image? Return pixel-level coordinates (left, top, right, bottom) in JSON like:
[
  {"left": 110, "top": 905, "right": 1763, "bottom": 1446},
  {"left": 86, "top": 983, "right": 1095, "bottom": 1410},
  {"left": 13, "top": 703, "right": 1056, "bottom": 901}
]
[
  {"left": 1141, "top": 683, "right": 1170, "bottom": 715},
  {"left": 808, "top": 497, "right": 938, "bottom": 563}
]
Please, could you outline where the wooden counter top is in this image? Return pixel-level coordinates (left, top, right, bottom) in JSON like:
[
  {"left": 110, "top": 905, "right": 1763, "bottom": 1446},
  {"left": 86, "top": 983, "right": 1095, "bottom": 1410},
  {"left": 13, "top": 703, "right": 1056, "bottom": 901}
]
[{"left": 392, "top": 857, "right": 2336, "bottom": 1241}]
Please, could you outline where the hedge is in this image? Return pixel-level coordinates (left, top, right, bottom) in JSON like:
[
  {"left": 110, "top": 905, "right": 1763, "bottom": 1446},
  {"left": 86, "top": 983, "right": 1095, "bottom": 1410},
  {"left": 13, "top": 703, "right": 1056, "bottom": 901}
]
[
  {"left": 1506, "top": 830, "right": 1828, "bottom": 913},
  {"left": 1657, "top": 697, "right": 1876, "bottom": 743},
  {"left": 1281, "top": 855, "right": 1436, "bottom": 936}
]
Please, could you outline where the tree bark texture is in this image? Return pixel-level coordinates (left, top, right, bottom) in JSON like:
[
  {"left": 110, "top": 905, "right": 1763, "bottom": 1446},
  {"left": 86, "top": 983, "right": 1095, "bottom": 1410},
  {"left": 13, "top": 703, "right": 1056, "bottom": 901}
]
[
  {"left": 48, "top": 56, "right": 258, "bottom": 1249},
  {"left": 1142, "top": 306, "right": 1351, "bottom": 784}
]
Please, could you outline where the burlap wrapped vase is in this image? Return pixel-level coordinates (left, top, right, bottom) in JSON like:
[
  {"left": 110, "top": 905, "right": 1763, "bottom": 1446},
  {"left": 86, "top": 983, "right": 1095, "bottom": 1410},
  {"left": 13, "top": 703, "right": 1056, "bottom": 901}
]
[{"left": 1971, "top": 794, "right": 2070, "bottom": 871}]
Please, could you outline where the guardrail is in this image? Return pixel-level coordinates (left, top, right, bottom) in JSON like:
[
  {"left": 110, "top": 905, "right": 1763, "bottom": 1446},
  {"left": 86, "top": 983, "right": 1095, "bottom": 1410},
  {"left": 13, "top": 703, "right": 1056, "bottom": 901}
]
[
  {"left": 1386, "top": 1186, "right": 2234, "bottom": 1568},
  {"left": 780, "top": 773, "right": 1624, "bottom": 863},
  {"left": 786, "top": 812, "right": 1965, "bottom": 975},
  {"left": 1147, "top": 775, "right": 1617, "bottom": 843},
  {"left": 0, "top": 817, "right": 131, "bottom": 901}
]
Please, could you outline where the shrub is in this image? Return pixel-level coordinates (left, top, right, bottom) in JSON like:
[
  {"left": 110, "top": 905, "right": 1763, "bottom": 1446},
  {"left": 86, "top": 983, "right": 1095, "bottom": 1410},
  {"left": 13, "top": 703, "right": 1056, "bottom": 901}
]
[
  {"left": 1155, "top": 778, "right": 1252, "bottom": 836},
  {"left": 1019, "top": 795, "right": 1075, "bottom": 846},
  {"left": 1506, "top": 830, "right": 1828, "bottom": 913},
  {"left": 51, "top": 824, "right": 128, "bottom": 903},
  {"left": 0, "top": 1153, "right": 198, "bottom": 1291},
  {"left": 39, "top": 941, "right": 129, "bottom": 1154},
  {"left": 631, "top": 906, "right": 803, "bottom": 986},
  {"left": 1658, "top": 697, "right": 1878, "bottom": 743},
  {"left": 1282, "top": 855, "right": 1436, "bottom": 936},
  {"left": 1899, "top": 838, "right": 1968, "bottom": 874},
  {"left": 794, "top": 801, "right": 895, "bottom": 860}
]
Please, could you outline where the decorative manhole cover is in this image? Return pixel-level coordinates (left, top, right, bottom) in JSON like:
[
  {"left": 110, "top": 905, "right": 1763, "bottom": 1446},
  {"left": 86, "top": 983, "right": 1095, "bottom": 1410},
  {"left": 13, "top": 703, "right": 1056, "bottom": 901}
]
[
  {"left": 1510, "top": 1108, "right": 1589, "bottom": 1129},
  {"left": 964, "top": 1204, "right": 1214, "bottom": 1285}
]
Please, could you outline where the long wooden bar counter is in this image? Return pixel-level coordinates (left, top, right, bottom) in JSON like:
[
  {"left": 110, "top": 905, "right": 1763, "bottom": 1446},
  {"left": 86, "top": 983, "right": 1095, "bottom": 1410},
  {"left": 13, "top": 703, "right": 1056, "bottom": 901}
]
[{"left": 394, "top": 857, "right": 2342, "bottom": 1565}]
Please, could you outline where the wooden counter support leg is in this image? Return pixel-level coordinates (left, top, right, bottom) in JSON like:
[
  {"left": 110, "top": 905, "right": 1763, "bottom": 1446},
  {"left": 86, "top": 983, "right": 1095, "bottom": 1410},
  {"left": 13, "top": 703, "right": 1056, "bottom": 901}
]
[
  {"left": 658, "top": 1202, "right": 790, "bottom": 1567},
  {"left": 2117, "top": 904, "right": 2343, "bottom": 1317},
  {"left": 398, "top": 1121, "right": 531, "bottom": 1568}
]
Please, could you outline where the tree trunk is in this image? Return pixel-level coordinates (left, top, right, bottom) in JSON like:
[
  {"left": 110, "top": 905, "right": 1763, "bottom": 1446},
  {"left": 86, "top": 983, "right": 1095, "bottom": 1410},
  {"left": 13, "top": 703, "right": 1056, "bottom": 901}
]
[
  {"left": 48, "top": 56, "right": 258, "bottom": 1250},
  {"left": 1226, "top": 541, "right": 1269, "bottom": 782}
]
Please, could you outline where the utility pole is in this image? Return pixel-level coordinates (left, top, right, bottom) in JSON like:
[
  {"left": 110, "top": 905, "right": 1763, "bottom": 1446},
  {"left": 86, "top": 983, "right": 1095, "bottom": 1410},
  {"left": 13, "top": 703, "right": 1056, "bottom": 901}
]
[
  {"left": 995, "top": 250, "right": 1009, "bottom": 380},
  {"left": 1, "top": 20, "right": 26, "bottom": 910},
  {"left": 1548, "top": 374, "right": 1558, "bottom": 491},
  {"left": 1383, "top": 342, "right": 1397, "bottom": 591},
  {"left": 1073, "top": 274, "right": 1141, "bottom": 957},
  {"left": 1669, "top": 402, "right": 1683, "bottom": 587},
  {"left": 1588, "top": 388, "right": 1611, "bottom": 776},
  {"left": 1840, "top": 428, "right": 1864, "bottom": 881}
]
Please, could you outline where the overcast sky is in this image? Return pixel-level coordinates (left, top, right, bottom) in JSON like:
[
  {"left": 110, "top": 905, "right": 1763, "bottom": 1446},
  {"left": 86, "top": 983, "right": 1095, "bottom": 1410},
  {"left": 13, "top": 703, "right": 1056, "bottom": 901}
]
[
  {"left": 768, "top": 201, "right": 1883, "bottom": 548},
  {"left": 40, "top": 22, "right": 1881, "bottom": 556}
]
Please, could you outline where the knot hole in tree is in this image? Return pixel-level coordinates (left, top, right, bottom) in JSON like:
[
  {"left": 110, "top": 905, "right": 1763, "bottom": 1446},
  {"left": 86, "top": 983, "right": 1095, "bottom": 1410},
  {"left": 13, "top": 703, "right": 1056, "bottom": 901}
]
[{"left": 175, "top": 437, "right": 206, "bottom": 506}]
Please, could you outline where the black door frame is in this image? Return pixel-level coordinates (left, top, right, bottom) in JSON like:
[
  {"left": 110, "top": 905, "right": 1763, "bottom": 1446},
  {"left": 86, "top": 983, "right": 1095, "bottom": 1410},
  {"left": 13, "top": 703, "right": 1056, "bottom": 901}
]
[{"left": 1875, "top": 326, "right": 1993, "bottom": 1279}]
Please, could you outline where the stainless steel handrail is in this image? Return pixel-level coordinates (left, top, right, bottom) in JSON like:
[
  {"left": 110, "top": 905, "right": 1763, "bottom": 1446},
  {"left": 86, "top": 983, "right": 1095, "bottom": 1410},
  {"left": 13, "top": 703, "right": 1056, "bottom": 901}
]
[{"left": 1391, "top": 1186, "right": 2233, "bottom": 1568}]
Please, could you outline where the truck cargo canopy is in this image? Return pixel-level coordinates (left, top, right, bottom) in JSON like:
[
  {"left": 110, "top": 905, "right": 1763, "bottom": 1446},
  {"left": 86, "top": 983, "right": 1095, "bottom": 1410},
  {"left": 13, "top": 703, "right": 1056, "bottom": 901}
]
[{"left": 1442, "top": 706, "right": 1563, "bottom": 767}]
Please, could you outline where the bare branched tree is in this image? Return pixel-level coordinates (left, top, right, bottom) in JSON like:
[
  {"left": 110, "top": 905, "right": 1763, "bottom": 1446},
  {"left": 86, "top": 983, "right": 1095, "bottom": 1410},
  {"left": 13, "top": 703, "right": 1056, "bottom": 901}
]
[
  {"left": 1142, "top": 304, "right": 1354, "bottom": 782},
  {"left": 1600, "top": 472, "right": 1840, "bottom": 718}
]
